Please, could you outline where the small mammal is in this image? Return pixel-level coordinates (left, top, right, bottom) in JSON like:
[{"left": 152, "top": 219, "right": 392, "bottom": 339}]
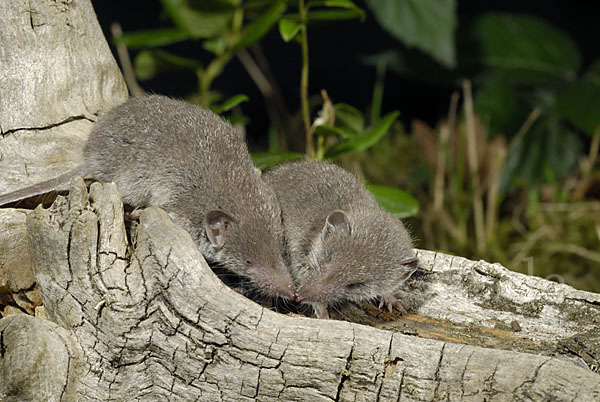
[
  {"left": 264, "top": 160, "right": 417, "bottom": 319},
  {"left": 0, "top": 95, "right": 295, "bottom": 300}
]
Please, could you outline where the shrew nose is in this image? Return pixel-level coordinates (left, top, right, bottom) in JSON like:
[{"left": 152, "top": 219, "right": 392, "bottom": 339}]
[{"left": 280, "top": 284, "right": 295, "bottom": 300}]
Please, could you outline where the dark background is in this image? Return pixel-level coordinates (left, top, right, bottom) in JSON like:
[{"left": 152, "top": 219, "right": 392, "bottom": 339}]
[{"left": 92, "top": 1, "right": 600, "bottom": 147}]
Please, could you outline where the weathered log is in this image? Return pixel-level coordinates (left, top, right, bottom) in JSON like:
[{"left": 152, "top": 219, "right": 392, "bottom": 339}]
[
  {"left": 1, "top": 179, "right": 599, "bottom": 401},
  {"left": 0, "top": 0, "right": 127, "bottom": 194},
  {"left": 0, "top": 0, "right": 127, "bottom": 312}
]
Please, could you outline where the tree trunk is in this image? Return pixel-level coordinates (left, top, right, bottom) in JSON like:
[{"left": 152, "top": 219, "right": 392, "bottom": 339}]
[
  {"left": 0, "top": 1, "right": 599, "bottom": 401},
  {"left": 0, "top": 0, "right": 127, "bottom": 194},
  {"left": 0, "top": 0, "right": 127, "bottom": 305}
]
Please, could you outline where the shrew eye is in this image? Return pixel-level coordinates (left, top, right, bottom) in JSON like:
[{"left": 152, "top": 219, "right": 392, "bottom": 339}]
[
  {"left": 245, "top": 259, "right": 252, "bottom": 266},
  {"left": 346, "top": 282, "right": 365, "bottom": 291}
]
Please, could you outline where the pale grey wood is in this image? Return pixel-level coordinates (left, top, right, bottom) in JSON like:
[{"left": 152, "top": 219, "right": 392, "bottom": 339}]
[
  {"left": 0, "top": 121, "right": 87, "bottom": 193},
  {"left": 0, "top": 209, "right": 34, "bottom": 292},
  {"left": 1, "top": 179, "right": 597, "bottom": 401},
  {"left": 0, "top": 0, "right": 127, "bottom": 133},
  {"left": 0, "top": 314, "right": 84, "bottom": 402},
  {"left": 412, "top": 249, "right": 600, "bottom": 345},
  {"left": 0, "top": 0, "right": 128, "bottom": 193}
]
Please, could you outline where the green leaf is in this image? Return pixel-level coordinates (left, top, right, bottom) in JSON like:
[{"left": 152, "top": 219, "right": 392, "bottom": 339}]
[
  {"left": 360, "top": 49, "right": 456, "bottom": 86},
  {"left": 324, "top": 111, "right": 399, "bottom": 158},
  {"left": 227, "top": 114, "right": 250, "bottom": 126},
  {"left": 365, "top": 184, "right": 419, "bottom": 218},
  {"left": 556, "top": 81, "right": 600, "bottom": 134},
  {"left": 232, "top": 0, "right": 287, "bottom": 51},
  {"left": 313, "top": 125, "right": 356, "bottom": 139},
  {"left": 252, "top": 152, "right": 304, "bottom": 170},
  {"left": 365, "top": 0, "right": 457, "bottom": 68},
  {"left": 474, "top": 73, "right": 529, "bottom": 136},
  {"left": 584, "top": 60, "right": 600, "bottom": 86},
  {"left": 244, "top": 0, "right": 276, "bottom": 10},
  {"left": 202, "top": 37, "right": 227, "bottom": 54},
  {"left": 114, "top": 27, "right": 190, "bottom": 49},
  {"left": 306, "top": 9, "right": 363, "bottom": 21},
  {"left": 210, "top": 94, "right": 249, "bottom": 113},
  {"left": 472, "top": 13, "right": 581, "bottom": 83},
  {"left": 134, "top": 50, "right": 203, "bottom": 81},
  {"left": 308, "top": 0, "right": 365, "bottom": 20},
  {"left": 279, "top": 18, "right": 302, "bottom": 42},
  {"left": 501, "top": 118, "right": 581, "bottom": 191},
  {"left": 334, "top": 103, "right": 364, "bottom": 133},
  {"left": 160, "top": 0, "right": 235, "bottom": 39}
]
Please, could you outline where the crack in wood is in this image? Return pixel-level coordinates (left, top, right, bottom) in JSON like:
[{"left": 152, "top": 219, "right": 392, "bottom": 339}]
[
  {"left": 335, "top": 329, "right": 355, "bottom": 401},
  {"left": 1, "top": 115, "right": 94, "bottom": 137},
  {"left": 460, "top": 349, "right": 475, "bottom": 398},
  {"left": 514, "top": 358, "right": 550, "bottom": 394}
]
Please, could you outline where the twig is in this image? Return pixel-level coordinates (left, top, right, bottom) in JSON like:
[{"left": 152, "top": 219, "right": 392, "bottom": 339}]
[
  {"left": 546, "top": 242, "right": 600, "bottom": 265},
  {"left": 236, "top": 48, "right": 283, "bottom": 147},
  {"left": 583, "top": 124, "right": 600, "bottom": 177},
  {"left": 509, "top": 227, "right": 548, "bottom": 268},
  {"left": 509, "top": 107, "right": 541, "bottom": 150},
  {"left": 237, "top": 48, "right": 273, "bottom": 97},
  {"left": 110, "top": 23, "right": 144, "bottom": 96}
]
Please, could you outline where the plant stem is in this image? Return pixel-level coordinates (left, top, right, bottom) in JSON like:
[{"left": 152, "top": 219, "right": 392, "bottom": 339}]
[
  {"left": 197, "top": 4, "right": 245, "bottom": 107},
  {"left": 370, "top": 59, "right": 386, "bottom": 124},
  {"left": 299, "top": 0, "right": 313, "bottom": 158},
  {"left": 433, "top": 123, "right": 449, "bottom": 212},
  {"left": 485, "top": 139, "right": 507, "bottom": 242},
  {"left": 462, "top": 80, "right": 485, "bottom": 254},
  {"left": 197, "top": 52, "right": 233, "bottom": 106}
]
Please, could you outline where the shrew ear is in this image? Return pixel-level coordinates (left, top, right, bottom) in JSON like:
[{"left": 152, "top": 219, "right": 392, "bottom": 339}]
[
  {"left": 400, "top": 256, "right": 419, "bottom": 268},
  {"left": 205, "top": 210, "right": 236, "bottom": 249},
  {"left": 397, "top": 256, "right": 419, "bottom": 280},
  {"left": 323, "top": 210, "right": 352, "bottom": 237}
]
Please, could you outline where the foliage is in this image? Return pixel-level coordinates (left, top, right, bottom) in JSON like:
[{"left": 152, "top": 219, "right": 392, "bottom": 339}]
[
  {"left": 357, "top": 10, "right": 600, "bottom": 290},
  {"left": 116, "top": 0, "right": 288, "bottom": 108},
  {"left": 345, "top": 87, "right": 600, "bottom": 291},
  {"left": 365, "top": 0, "right": 457, "bottom": 68},
  {"left": 366, "top": 10, "right": 600, "bottom": 193},
  {"left": 115, "top": 0, "right": 418, "bottom": 218},
  {"left": 469, "top": 14, "right": 599, "bottom": 193}
]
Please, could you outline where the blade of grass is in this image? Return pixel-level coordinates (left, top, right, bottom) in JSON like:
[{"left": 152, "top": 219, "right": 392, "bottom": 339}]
[
  {"left": 370, "top": 59, "right": 386, "bottom": 124},
  {"left": 324, "top": 111, "right": 399, "bottom": 158},
  {"left": 509, "top": 107, "right": 541, "bottom": 150},
  {"left": 485, "top": 139, "right": 507, "bottom": 242},
  {"left": 463, "top": 80, "right": 486, "bottom": 253},
  {"left": 433, "top": 123, "right": 449, "bottom": 212}
]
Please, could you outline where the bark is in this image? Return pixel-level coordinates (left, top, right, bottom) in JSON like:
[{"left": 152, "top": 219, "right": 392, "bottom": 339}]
[
  {"left": 0, "top": 0, "right": 127, "bottom": 194},
  {"left": 0, "top": 0, "right": 127, "bottom": 311},
  {"left": 1, "top": 179, "right": 599, "bottom": 401}
]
